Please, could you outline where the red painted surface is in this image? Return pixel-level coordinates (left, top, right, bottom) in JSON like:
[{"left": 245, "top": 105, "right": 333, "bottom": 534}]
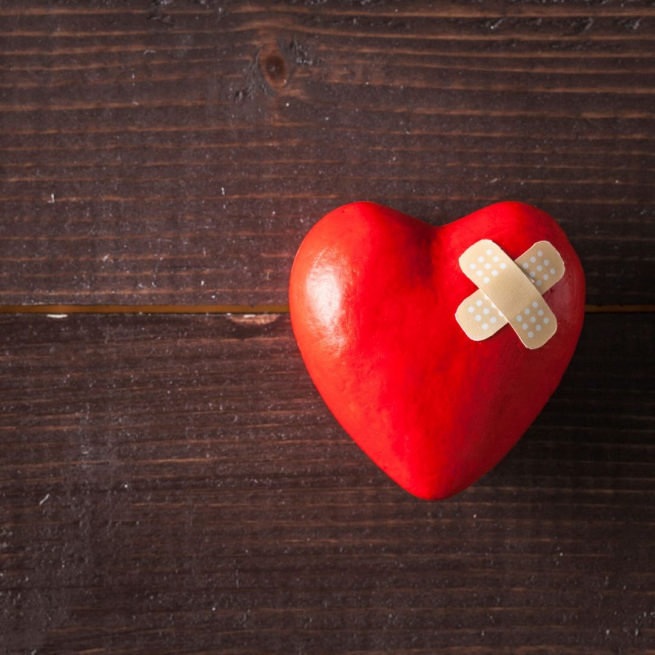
[{"left": 289, "top": 202, "right": 586, "bottom": 500}]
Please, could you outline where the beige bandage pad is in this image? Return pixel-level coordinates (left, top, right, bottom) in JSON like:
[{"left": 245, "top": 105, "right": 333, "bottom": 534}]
[{"left": 455, "top": 240, "right": 564, "bottom": 350}]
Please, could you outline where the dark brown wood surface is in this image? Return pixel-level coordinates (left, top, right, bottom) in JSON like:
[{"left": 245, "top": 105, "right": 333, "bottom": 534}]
[
  {"left": 1, "top": 0, "right": 654, "bottom": 306},
  {"left": 1, "top": 313, "right": 654, "bottom": 654},
  {"left": 2, "top": 1, "right": 655, "bottom": 654}
]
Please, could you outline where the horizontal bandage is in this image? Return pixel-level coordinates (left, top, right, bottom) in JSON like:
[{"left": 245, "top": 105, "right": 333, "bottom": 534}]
[{"left": 455, "top": 240, "right": 564, "bottom": 349}]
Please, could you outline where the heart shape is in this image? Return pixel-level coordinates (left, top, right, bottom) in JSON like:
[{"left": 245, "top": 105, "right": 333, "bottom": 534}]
[{"left": 289, "top": 202, "right": 585, "bottom": 500}]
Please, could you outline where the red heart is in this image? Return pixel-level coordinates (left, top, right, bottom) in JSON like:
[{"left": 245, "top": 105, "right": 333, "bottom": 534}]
[{"left": 289, "top": 202, "right": 585, "bottom": 500}]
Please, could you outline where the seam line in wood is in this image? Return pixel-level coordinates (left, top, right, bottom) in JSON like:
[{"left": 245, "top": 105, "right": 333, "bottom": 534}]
[
  {"left": 0, "top": 304, "right": 290, "bottom": 315},
  {"left": 0, "top": 305, "right": 653, "bottom": 315}
]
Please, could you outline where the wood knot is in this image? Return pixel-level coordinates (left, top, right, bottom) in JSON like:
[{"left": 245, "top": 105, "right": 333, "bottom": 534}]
[{"left": 257, "top": 43, "right": 289, "bottom": 90}]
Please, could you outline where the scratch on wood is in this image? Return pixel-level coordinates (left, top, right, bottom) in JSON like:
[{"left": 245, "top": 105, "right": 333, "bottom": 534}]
[{"left": 226, "top": 313, "right": 281, "bottom": 325}]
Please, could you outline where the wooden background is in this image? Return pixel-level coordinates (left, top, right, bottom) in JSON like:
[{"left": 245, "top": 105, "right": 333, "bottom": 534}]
[{"left": 1, "top": 1, "right": 654, "bottom": 652}]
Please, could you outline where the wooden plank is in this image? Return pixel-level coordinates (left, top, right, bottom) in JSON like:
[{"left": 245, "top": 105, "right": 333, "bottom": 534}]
[
  {"left": 1, "top": 312, "right": 654, "bottom": 653},
  {"left": 1, "top": 0, "right": 654, "bottom": 306}
]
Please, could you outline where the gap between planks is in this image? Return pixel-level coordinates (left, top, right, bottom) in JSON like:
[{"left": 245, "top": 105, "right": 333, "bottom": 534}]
[{"left": 0, "top": 304, "right": 653, "bottom": 316}]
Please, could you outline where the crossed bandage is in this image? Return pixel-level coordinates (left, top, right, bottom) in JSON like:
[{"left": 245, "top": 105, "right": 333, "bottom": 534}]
[{"left": 455, "top": 240, "right": 565, "bottom": 350}]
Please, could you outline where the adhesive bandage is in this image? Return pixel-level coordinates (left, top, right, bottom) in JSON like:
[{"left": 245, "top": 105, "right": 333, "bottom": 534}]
[{"left": 455, "top": 240, "right": 565, "bottom": 350}]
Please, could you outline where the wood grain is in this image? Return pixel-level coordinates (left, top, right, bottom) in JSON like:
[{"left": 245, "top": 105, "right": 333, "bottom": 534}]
[
  {"left": 1, "top": 0, "right": 654, "bottom": 306},
  {"left": 1, "top": 312, "right": 654, "bottom": 653}
]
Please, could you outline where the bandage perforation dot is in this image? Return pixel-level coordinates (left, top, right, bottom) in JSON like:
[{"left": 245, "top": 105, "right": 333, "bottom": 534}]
[{"left": 455, "top": 240, "right": 565, "bottom": 350}]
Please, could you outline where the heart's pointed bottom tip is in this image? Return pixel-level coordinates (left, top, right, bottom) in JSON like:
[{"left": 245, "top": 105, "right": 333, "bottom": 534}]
[
  {"left": 405, "top": 488, "right": 466, "bottom": 502},
  {"left": 396, "top": 477, "right": 472, "bottom": 502}
]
